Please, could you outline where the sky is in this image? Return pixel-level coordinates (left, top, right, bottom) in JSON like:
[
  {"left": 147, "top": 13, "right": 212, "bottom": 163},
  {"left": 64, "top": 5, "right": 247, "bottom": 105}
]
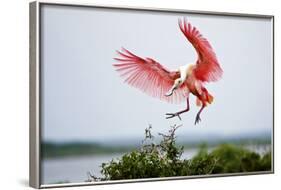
[{"left": 40, "top": 4, "right": 273, "bottom": 142}]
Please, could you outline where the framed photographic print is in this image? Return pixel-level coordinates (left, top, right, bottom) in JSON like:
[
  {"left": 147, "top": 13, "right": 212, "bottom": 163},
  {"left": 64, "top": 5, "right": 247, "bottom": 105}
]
[{"left": 29, "top": 1, "right": 274, "bottom": 188}]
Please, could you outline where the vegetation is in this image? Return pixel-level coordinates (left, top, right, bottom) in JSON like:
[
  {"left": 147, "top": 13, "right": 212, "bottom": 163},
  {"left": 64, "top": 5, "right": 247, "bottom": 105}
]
[{"left": 88, "top": 125, "right": 271, "bottom": 181}]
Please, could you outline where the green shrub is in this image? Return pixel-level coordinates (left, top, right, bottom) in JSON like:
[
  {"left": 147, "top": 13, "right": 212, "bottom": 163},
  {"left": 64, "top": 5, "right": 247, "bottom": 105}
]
[
  {"left": 210, "top": 144, "right": 261, "bottom": 173},
  {"left": 89, "top": 125, "right": 272, "bottom": 181},
  {"left": 100, "top": 125, "right": 185, "bottom": 180}
]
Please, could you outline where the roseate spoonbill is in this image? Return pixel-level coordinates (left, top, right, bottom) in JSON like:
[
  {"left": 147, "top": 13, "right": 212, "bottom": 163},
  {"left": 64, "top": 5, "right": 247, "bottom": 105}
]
[{"left": 113, "top": 19, "right": 223, "bottom": 124}]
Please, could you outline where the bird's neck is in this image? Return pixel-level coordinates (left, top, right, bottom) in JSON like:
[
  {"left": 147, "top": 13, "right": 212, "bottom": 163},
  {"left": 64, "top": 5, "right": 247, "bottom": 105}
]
[{"left": 179, "top": 63, "right": 194, "bottom": 81}]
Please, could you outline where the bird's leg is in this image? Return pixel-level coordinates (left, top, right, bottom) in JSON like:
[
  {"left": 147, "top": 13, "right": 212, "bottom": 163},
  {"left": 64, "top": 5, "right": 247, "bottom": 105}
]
[
  {"left": 166, "top": 97, "right": 190, "bottom": 120},
  {"left": 194, "top": 104, "right": 205, "bottom": 125}
]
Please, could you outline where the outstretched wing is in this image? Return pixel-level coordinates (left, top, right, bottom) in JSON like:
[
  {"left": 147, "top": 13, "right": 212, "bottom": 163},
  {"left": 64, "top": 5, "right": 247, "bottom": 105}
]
[
  {"left": 113, "top": 48, "right": 188, "bottom": 104},
  {"left": 178, "top": 18, "right": 223, "bottom": 82}
]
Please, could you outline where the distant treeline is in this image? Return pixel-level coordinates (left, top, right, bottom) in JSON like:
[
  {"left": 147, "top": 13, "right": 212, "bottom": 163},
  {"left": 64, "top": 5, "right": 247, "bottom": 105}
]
[
  {"left": 41, "top": 142, "right": 136, "bottom": 158},
  {"left": 180, "top": 137, "right": 271, "bottom": 149},
  {"left": 41, "top": 136, "right": 271, "bottom": 158}
]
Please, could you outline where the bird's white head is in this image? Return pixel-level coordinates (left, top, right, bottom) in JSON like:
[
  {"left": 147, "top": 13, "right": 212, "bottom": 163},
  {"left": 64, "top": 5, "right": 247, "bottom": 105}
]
[
  {"left": 174, "top": 78, "right": 183, "bottom": 88},
  {"left": 165, "top": 64, "right": 194, "bottom": 97}
]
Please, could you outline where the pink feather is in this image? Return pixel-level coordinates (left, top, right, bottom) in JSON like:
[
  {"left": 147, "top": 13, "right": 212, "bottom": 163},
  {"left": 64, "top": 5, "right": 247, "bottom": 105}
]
[
  {"left": 178, "top": 18, "right": 223, "bottom": 82},
  {"left": 113, "top": 48, "right": 188, "bottom": 104}
]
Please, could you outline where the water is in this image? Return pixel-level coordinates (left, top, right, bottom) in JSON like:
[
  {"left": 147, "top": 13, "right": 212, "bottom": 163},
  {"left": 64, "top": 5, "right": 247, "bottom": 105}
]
[
  {"left": 42, "top": 144, "right": 271, "bottom": 184},
  {"left": 42, "top": 153, "right": 123, "bottom": 184}
]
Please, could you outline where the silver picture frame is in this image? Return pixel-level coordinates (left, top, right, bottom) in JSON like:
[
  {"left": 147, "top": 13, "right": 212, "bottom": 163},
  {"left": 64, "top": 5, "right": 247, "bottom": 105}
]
[{"left": 29, "top": 1, "right": 274, "bottom": 188}]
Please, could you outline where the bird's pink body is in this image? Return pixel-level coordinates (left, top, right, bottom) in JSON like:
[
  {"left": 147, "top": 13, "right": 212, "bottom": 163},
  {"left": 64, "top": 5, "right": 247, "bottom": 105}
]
[{"left": 113, "top": 19, "right": 223, "bottom": 124}]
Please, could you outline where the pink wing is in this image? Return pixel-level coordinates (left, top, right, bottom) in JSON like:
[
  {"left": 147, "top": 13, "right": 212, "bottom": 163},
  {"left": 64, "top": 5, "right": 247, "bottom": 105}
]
[
  {"left": 178, "top": 18, "right": 223, "bottom": 82},
  {"left": 113, "top": 48, "right": 188, "bottom": 104}
]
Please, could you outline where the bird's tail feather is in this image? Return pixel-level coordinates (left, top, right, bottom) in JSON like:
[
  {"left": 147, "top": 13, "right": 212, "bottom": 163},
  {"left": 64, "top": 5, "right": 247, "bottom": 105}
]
[
  {"left": 196, "top": 91, "right": 214, "bottom": 107},
  {"left": 207, "top": 93, "right": 214, "bottom": 104}
]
